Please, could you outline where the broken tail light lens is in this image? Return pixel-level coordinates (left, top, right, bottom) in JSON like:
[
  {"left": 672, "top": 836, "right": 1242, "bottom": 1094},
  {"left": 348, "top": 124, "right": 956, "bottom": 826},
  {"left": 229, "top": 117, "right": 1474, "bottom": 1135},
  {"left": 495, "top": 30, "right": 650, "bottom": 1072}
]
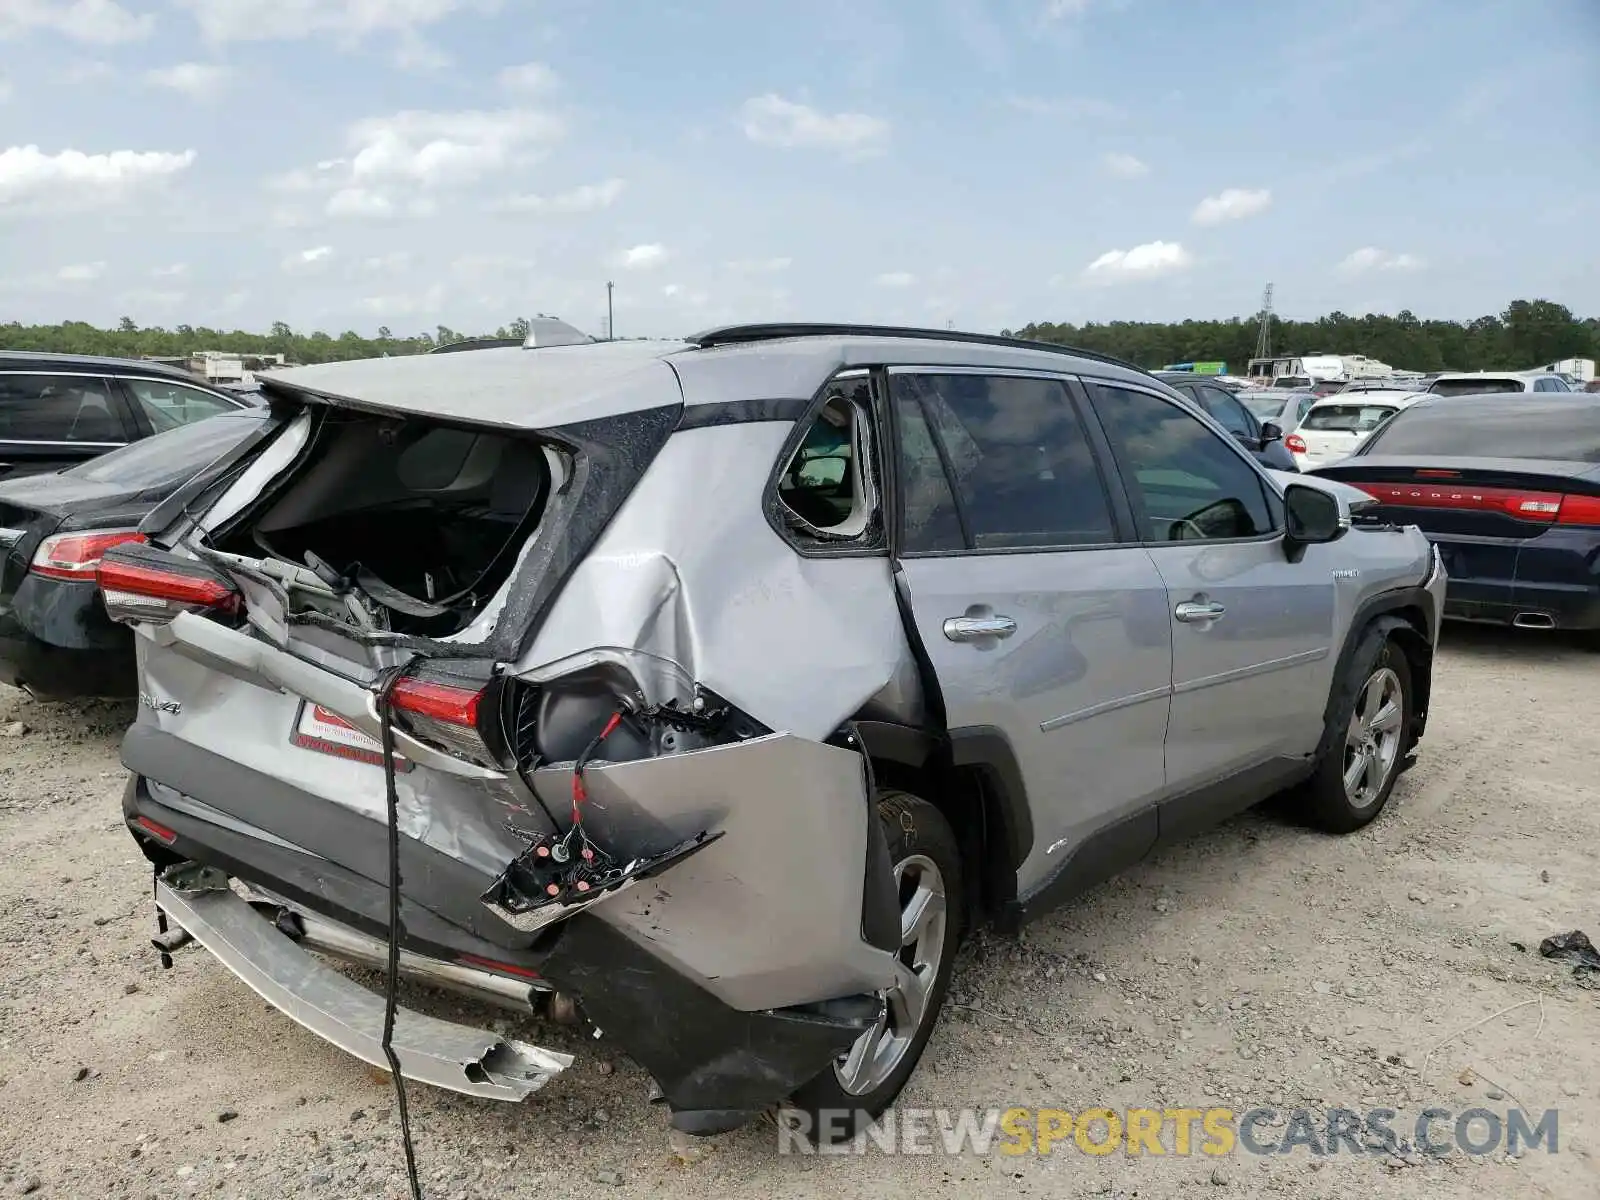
[
  {"left": 97, "top": 551, "right": 240, "bottom": 625},
  {"left": 389, "top": 676, "right": 497, "bottom": 767},
  {"left": 31, "top": 530, "right": 147, "bottom": 581}
]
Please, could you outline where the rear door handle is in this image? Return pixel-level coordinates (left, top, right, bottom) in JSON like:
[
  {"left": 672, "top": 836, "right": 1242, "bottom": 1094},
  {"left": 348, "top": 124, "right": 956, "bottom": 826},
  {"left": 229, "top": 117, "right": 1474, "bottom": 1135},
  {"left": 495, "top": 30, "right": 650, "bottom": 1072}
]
[
  {"left": 943, "top": 615, "right": 1017, "bottom": 642},
  {"left": 1174, "top": 600, "right": 1226, "bottom": 623}
]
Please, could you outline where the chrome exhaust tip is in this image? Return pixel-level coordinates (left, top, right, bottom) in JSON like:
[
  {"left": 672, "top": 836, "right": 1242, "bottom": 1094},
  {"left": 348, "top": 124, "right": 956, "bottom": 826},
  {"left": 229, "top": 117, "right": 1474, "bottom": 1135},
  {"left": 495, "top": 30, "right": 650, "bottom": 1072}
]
[{"left": 1512, "top": 612, "right": 1556, "bottom": 630}]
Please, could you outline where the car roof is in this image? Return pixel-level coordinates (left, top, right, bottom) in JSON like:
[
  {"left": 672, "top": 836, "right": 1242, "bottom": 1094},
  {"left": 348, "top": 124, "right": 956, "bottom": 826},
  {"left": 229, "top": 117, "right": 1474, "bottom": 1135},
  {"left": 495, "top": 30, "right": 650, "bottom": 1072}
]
[
  {"left": 261, "top": 324, "right": 1158, "bottom": 430},
  {"left": 0, "top": 350, "right": 204, "bottom": 381},
  {"left": 1308, "top": 390, "right": 1422, "bottom": 406},
  {"left": 1405, "top": 392, "right": 1600, "bottom": 413},
  {"left": 1428, "top": 372, "right": 1528, "bottom": 382}
]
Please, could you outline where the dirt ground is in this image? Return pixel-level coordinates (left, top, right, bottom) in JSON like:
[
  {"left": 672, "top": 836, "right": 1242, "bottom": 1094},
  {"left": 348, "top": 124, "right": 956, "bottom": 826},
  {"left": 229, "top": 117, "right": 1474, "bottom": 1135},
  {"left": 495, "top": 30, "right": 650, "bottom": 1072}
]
[{"left": 0, "top": 624, "right": 1596, "bottom": 1199}]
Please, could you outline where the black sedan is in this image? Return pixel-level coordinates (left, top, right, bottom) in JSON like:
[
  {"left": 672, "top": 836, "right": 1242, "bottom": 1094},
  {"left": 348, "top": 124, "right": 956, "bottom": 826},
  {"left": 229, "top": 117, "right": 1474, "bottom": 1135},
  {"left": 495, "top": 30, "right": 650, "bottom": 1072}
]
[
  {"left": 1152, "top": 371, "right": 1298, "bottom": 471},
  {"left": 0, "top": 408, "right": 272, "bottom": 698},
  {"left": 1308, "top": 393, "right": 1600, "bottom": 634}
]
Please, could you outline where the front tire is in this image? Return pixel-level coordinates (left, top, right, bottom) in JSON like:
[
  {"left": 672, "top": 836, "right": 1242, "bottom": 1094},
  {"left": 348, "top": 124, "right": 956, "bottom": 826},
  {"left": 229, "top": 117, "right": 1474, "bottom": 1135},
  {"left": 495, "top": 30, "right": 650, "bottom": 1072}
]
[
  {"left": 1304, "top": 626, "right": 1414, "bottom": 833},
  {"left": 786, "top": 789, "right": 963, "bottom": 1143}
]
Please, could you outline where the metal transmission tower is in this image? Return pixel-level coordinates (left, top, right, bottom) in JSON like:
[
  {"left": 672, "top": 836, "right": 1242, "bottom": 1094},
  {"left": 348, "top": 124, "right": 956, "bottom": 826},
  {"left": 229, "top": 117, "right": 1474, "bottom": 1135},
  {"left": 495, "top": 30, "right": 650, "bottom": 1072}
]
[{"left": 1254, "top": 283, "right": 1274, "bottom": 360}]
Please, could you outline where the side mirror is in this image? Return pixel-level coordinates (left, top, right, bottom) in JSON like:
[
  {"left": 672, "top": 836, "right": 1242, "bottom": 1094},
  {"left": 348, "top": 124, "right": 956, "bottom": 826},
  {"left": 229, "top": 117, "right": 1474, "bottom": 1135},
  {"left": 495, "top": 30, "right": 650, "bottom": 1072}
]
[
  {"left": 1283, "top": 482, "right": 1346, "bottom": 562},
  {"left": 1260, "top": 421, "right": 1284, "bottom": 442}
]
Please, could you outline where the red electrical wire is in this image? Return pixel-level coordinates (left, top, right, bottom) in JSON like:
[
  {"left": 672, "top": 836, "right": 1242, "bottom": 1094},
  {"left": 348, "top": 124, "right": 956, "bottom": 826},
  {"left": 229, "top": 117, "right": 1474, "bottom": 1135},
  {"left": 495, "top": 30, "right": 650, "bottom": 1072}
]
[{"left": 570, "top": 711, "right": 623, "bottom": 826}]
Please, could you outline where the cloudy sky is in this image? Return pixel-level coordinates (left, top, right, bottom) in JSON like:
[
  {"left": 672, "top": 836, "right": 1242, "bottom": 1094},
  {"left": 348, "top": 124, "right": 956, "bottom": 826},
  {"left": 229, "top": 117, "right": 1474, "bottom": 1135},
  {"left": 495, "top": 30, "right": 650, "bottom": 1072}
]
[{"left": 1, "top": 0, "right": 1596, "bottom": 338}]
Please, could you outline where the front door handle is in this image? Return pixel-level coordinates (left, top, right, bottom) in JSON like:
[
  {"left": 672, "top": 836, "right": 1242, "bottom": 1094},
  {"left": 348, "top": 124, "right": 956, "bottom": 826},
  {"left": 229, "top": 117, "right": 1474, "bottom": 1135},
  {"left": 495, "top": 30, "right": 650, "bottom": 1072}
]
[
  {"left": 1174, "top": 600, "right": 1226, "bottom": 623},
  {"left": 943, "top": 615, "right": 1017, "bottom": 642}
]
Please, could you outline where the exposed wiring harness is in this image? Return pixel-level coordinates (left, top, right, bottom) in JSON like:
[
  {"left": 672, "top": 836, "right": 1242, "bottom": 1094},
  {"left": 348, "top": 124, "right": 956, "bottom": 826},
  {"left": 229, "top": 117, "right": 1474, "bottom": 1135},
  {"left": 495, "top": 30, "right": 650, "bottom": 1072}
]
[{"left": 375, "top": 660, "right": 425, "bottom": 1200}]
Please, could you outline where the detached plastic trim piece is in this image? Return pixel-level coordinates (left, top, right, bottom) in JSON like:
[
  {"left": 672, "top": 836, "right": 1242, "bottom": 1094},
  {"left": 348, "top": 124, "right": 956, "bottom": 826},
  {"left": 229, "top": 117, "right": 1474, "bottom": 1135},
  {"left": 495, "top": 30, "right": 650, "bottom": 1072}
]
[{"left": 154, "top": 877, "right": 572, "bottom": 1101}]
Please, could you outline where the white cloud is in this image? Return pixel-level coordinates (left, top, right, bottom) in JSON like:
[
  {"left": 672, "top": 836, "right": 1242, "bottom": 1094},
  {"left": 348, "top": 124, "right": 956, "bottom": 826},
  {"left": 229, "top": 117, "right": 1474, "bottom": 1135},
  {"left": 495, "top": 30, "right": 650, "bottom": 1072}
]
[
  {"left": 176, "top": 0, "right": 475, "bottom": 44},
  {"left": 0, "top": 76, "right": 11, "bottom": 103},
  {"left": 1102, "top": 152, "right": 1149, "bottom": 178},
  {"left": 326, "top": 187, "right": 396, "bottom": 217},
  {"left": 497, "top": 61, "right": 557, "bottom": 94},
  {"left": 0, "top": 0, "right": 154, "bottom": 44},
  {"left": 152, "top": 262, "right": 187, "bottom": 277},
  {"left": 739, "top": 93, "right": 889, "bottom": 157},
  {"left": 725, "top": 256, "right": 792, "bottom": 273},
  {"left": 145, "top": 62, "right": 229, "bottom": 97},
  {"left": 1043, "top": 0, "right": 1092, "bottom": 18},
  {"left": 498, "top": 177, "right": 624, "bottom": 214},
  {"left": 1083, "top": 241, "right": 1193, "bottom": 281},
  {"left": 57, "top": 261, "right": 106, "bottom": 282},
  {"left": 271, "top": 159, "right": 347, "bottom": 191},
  {"left": 346, "top": 108, "right": 563, "bottom": 188},
  {"left": 661, "top": 284, "right": 680, "bottom": 297},
  {"left": 1337, "top": 247, "right": 1425, "bottom": 274},
  {"left": 284, "top": 245, "right": 333, "bottom": 270},
  {"left": 617, "top": 243, "right": 667, "bottom": 270},
  {"left": 0, "top": 145, "right": 196, "bottom": 210},
  {"left": 876, "top": 271, "right": 916, "bottom": 287},
  {"left": 1191, "top": 187, "right": 1272, "bottom": 226}
]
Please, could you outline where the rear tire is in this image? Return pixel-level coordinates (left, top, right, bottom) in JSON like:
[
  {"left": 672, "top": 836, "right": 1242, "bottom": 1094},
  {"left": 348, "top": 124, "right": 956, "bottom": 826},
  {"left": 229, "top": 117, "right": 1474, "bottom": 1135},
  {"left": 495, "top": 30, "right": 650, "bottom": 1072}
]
[
  {"left": 1304, "top": 626, "right": 1414, "bottom": 833},
  {"left": 786, "top": 790, "right": 963, "bottom": 1144}
]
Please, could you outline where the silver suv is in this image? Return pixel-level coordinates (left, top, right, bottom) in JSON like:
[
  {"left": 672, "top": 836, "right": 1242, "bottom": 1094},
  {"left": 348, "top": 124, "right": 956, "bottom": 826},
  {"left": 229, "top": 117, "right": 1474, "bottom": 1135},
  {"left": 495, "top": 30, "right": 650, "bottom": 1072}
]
[{"left": 104, "top": 324, "right": 1445, "bottom": 1141}]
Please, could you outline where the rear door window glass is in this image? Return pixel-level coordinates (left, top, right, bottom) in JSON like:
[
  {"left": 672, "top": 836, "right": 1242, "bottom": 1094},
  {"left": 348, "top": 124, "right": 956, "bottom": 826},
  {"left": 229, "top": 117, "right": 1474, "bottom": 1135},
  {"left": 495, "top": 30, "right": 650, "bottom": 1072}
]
[
  {"left": 893, "top": 373, "right": 1118, "bottom": 549},
  {"left": 893, "top": 389, "right": 966, "bottom": 553},
  {"left": 0, "top": 374, "right": 127, "bottom": 443}
]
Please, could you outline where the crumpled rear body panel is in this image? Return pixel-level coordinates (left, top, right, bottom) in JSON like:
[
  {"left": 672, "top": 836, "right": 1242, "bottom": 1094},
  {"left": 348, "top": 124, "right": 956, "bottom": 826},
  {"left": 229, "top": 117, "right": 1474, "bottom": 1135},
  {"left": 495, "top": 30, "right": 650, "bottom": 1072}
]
[
  {"left": 531, "top": 733, "right": 898, "bottom": 1011},
  {"left": 516, "top": 421, "right": 916, "bottom": 743}
]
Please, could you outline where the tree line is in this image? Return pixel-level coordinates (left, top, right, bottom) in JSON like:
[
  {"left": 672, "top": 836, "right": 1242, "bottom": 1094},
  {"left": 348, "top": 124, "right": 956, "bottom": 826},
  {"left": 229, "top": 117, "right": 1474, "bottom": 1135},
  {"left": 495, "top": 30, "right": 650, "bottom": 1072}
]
[
  {"left": 0, "top": 317, "right": 546, "bottom": 363},
  {"left": 1, "top": 299, "right": 1594, "bottom": 373},
  {"left": 1007, "top": 300, "right": 1598, "bottom": 374}
]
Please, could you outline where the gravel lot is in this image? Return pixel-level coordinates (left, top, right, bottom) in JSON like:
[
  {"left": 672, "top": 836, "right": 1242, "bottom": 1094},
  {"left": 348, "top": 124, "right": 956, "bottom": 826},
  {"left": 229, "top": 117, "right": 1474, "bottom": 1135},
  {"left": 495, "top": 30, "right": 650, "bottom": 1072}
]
[{"left": 1, "top": 625, "right": 1596, "bottom": 1199}]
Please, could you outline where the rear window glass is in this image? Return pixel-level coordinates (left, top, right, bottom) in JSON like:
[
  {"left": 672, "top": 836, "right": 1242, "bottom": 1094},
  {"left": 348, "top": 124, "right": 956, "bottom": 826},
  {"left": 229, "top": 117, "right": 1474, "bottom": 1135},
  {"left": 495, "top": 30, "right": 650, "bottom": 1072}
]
[
  {"left": 1301, "top": 404, "right": 1399, "bottom": 432},
  {"left": 1427, "top": 378, "right": 1523, "bottom": 397},
  {"left": 1363, "top": 401, "right": 1600, "bottom": 462},
  {"left": 1240, "top": 395, "right": 1283, "bottom": 419},
  {"left": 64, "top": 411, "right": 266, "bottom": 489}
]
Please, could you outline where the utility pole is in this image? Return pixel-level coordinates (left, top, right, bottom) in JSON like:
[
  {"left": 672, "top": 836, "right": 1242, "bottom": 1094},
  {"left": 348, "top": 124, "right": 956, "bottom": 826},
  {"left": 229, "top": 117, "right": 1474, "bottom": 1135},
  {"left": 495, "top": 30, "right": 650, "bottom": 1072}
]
[
  {"left": 606, "top": 281, "right": 615, "bottom": 341},
  {"left": 1254, "top": 282, "right": 1274, "bottom": 361}
]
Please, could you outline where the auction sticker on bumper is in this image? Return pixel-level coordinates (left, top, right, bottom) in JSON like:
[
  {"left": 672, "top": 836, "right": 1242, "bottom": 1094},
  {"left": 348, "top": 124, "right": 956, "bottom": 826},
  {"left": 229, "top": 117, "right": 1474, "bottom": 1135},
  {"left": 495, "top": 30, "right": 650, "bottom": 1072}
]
[{"left": 289, "top": 701, "right": 410, "bottom": 771}]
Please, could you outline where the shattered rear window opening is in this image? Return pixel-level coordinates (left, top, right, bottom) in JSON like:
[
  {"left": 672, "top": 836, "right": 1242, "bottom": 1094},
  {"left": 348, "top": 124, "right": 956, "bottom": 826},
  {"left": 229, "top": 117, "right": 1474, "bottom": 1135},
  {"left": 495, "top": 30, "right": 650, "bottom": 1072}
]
[
  {"left": 777, "top": 378, "right": 879, "bottom": 543},
  {"left": 214, "top": 409, "right": 555, "bottom": 636}
]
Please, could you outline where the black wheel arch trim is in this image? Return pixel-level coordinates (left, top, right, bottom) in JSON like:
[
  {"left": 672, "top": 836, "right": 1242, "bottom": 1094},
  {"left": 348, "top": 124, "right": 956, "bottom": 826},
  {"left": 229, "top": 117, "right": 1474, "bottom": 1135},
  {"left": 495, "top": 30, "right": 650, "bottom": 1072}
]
[
  {"left": 1326, "top": 585, "right": 1438, "bottom": 747},
  {"left": 944, "top": 725, "right": 1034, "bottom": 874}
]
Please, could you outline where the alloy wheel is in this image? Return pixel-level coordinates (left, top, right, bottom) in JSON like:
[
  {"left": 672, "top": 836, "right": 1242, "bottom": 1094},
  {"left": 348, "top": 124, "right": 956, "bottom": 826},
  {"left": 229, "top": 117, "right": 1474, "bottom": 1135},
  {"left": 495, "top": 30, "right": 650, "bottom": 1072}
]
[
  {"left": 834, "top": 853, "right": 947, "bottom": 1096},
  {"left": 1343, "top": 666, "right": 1404, "bottom": 809}
]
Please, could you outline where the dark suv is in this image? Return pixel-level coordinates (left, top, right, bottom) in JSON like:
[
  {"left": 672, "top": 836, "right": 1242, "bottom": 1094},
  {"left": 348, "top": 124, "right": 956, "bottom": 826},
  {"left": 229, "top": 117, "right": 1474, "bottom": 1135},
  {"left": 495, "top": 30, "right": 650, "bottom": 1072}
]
[{"left": 0, "top": 352, "right": 251, "bottom": 481}]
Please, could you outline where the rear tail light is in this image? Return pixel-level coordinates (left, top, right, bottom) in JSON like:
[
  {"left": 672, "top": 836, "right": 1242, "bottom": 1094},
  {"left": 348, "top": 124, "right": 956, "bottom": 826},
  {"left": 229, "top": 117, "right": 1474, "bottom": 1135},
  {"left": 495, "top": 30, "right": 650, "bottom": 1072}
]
[
  {"left": 97, "top": 551, "right": 239, "bottom": 625},
  {"left": 1285, "top": 434, "right": 1308, "bottom": 454},
  {"left": 1350, "top": 483, "right": 1600, "bottom": 525},
  {"left": 388, "top": 676, "right": 495, "bottom": 766},
  {"left": 31, "top": 530, "right": 147, "bottom": 581}
]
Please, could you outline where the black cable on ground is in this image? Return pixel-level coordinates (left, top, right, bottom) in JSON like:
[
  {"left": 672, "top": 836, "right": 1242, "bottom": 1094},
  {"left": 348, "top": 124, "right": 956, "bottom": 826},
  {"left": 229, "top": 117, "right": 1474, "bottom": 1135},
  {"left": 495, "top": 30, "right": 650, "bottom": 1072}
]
[{"left": 376, "top": 660, "right": 425, "bottom": 1200}]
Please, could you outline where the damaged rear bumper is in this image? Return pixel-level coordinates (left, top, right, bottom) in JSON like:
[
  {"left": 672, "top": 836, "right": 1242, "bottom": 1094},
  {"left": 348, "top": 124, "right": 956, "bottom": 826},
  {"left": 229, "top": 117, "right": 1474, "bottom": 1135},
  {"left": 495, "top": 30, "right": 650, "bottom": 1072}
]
[
  {"left": 127, "top": 753, "right": 888, "bottom": 1133},
  {"left": 153, "top": 869, "right": 571, "bottom": 1102}
]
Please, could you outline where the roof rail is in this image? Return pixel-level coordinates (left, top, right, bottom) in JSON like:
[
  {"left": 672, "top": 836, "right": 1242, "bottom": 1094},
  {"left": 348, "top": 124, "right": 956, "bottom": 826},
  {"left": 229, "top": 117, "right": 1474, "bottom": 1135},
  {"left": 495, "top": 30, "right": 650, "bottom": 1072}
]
[{"left": 682, "top": 323, "right": 1141, "bottom": 372}]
